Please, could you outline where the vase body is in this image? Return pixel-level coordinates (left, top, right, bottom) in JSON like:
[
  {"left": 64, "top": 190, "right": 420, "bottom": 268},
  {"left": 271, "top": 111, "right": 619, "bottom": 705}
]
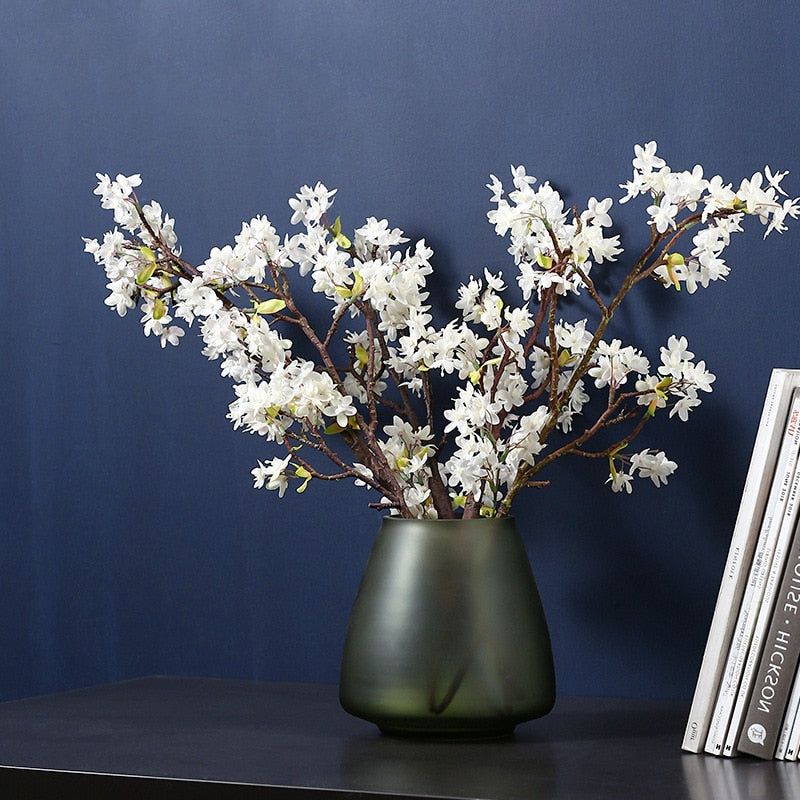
[{"left": 339, "top": 517, "right": 555, "bottom": 737}]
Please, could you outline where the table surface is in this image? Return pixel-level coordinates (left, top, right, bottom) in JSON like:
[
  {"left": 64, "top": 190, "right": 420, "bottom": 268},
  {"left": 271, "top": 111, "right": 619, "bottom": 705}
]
[{"left": 0, "top": 676, "right": 797, "bottom": 799}]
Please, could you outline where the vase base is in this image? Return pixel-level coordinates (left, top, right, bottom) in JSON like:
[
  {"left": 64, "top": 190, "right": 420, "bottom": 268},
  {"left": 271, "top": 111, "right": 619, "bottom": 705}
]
[{"left": 375, "top": 721, "right": 517, "bottom": 740}]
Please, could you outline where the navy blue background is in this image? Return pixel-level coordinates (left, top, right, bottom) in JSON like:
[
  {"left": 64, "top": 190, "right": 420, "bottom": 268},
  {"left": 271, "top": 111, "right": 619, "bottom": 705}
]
[{"left": 2, "top": 0, "right": 800, "bottom": 703}]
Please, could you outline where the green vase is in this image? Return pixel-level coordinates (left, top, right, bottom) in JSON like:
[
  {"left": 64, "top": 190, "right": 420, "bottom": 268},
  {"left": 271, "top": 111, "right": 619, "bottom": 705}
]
[{"left": 339, "top": 516, "right": 555, "bottom": 738}]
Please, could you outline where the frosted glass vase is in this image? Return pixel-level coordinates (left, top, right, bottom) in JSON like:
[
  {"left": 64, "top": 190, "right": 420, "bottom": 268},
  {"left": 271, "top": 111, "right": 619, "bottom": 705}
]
[{"left": 339, "top": 516, "right": 555, "bottom": 737}]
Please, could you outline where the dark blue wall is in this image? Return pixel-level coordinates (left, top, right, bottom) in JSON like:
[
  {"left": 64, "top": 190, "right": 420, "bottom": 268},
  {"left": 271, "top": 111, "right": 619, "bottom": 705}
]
[{"left": 2, "top": 0, "right": 800, "bottom": 703}]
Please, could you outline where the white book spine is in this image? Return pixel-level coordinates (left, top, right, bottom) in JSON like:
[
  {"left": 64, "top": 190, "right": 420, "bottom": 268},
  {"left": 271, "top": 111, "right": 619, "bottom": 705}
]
[
  {"left": 704, "top": 389, "right": 800, "bottom": 755},
  {"left": 682, "top": 370, "right": 800, "bottom": 753}
]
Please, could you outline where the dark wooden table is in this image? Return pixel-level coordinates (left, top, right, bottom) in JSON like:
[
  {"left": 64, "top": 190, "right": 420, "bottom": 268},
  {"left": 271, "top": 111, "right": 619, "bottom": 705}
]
[{"left": 0, "top": 676, "right": 796, "bottom": 798}]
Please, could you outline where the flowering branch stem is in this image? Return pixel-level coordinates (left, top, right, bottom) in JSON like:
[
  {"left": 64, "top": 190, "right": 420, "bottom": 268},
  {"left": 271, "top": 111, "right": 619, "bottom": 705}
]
[{"left": 86, "top": 144, "right": 797, "bottom": 517}]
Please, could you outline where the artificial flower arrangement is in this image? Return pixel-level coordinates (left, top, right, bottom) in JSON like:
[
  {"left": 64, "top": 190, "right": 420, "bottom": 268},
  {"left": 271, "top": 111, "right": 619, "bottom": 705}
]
[{"left": 85, "top": 143, "right": 799, "bottom": 519}]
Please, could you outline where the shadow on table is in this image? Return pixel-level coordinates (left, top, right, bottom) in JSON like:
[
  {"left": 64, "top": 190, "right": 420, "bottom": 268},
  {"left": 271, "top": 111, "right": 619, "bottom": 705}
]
[
  {"left": 339, "top": 731, "right": 559, "bottom": 799},
  {"left": 515, "top": 695, "right": 687, "bottom": 742},
  {"left": 682, "top": 753, "right": 800, "bottom": 800}
]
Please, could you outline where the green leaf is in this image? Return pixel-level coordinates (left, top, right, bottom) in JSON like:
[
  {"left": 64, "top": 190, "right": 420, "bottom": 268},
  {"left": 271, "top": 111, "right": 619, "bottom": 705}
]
[
  {"left": 294, "top": 465, "right": 312, "bottom": 493},
  {"left": 331, "top": 217, "right": 352, "bottom": 249},
  {"left": 139, "top": 246, "right": 156, "bottom": 263},
  {"left": 334, "top": 271, "right": 363, "bottom": 300},
  {"left": 325, "top": 416, "right": 359, "bottom": 435},
  {"left": 136, "top": 263, "right": 156, "bottom": 286},
  {"left": 355, "top": 345, "right": 369, "bottom": 367},
  {"left": 334, "top": 284, "right": 352, "bottom": 299},
  {"left": 255, "top": 299, "right": 287, "bottom": 315},
  {"left": 152, "top": 297, "right": 167, "bottom": 320}
]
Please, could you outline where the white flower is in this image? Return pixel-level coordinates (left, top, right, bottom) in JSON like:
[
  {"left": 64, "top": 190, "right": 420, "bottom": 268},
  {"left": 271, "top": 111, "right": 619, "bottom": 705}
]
[
  {"left": 510, "top": 164, "right": 536, "bottom": 191},
  {"left": 326, "top": 391, "right": 357, "bottom": 428},
  {"left": 555, "top": 318, "right": 592, "bottom": 355},
  {"left": 444, "top": 383, "right": 501, "bottom": 435},
  {"left": 160, "top": 326, "right": 185, "bottom": 348},
  {"left": 681, "top": 360, "right": 716, "bottom": 393},
  {"left": 354, "top": 216, "right": 408, "bottom": 251},
  {"left": 174, "top": 277, "right": 224, "bottom": 325},
  {"left": 103, "top": 278, "right": 136, "bottom": 316},
  {"left": 244, "top": 316, "right": 291, "bottom": 373},
  {"left": 737, "top": 171, "right": 773, "bottom": 216},
  {"left": 200, "top": 309, "right": 246, "bottom": 361},
  {"left": 635, "top": 375, "right": 667, "bottom": 412},
  {"left": 607, "top": 470, "right": 634, "bottom": 494},
  {"left": 647, "top": 201, "right": 679, "bottom": 233},
  {"left": 582, "top": 197, "right": 613, "bottom": 228},
  {"left": 632, "top": 141, "right": 666, "bottom": 174},
  {"left": 252, "top": 455, "right": 292, "bottom": 496},
  {"left": 456, "top": 276, "right": 483, "bottom": 320},
  {"left": 765, "top": 166, "right": 790, "bottom": 196},
  {"left": 507, "top": 406, "right": 549, "bottom": 464},
  {"left": 141, "top": 302, "right": 171, "bottom": 338},
  {"left": 764, "top": 196, "right": 800, "bottom": 237},
  {"left": 701, "top": 175, "right": 736, "bottom": 222},
  {"left": 504, "top": 305, "right": 533, "bottom": 339},
  {"left": 664, "top": 165, "right": 706, "bottom": 211},
  {"left": 630, "top": 450, "right": 677, "bottom": 487},
  {"left": 236, "top": 215, "right": 280, "bottom": 262},
  {"left": 575, "top": 224, "right": 622, "bottom": 264},
  {"left": 486, "top": 174, "right": 504, "bottom": 203},
  {"left": 288, "top": 182, "right": 337, "bottom": 226},
  {"left": 619, "top": 172, "right": 650, "bottom": 204},
  {"left": 493, "top": 368, "right": 526, "bottom": 411},
  {"left": 589, "top": 339, "right": 649, "bottom": 390},
  {"left": 93, "top": 173, "right": 141, "bottom": 229},
  {"left": 670, "top": 390, "right": 701, "bottom": 422},
  {"left": 659, "top": 335, "right": 694, "bottom": 378}
]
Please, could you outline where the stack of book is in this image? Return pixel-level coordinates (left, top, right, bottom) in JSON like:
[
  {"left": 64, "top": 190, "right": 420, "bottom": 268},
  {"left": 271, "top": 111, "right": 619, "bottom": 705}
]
[{"left": 683, "top": 368, "right": 800, "bottom": 759}]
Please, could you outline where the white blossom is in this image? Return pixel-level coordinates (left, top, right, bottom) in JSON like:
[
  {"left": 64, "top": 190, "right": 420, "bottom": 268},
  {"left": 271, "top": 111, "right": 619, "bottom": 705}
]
[
  {"left": 86, "top": 142, "right": 798, "bottom": 516},
  {"left": 630, "top": 450, "right": 677, "bottom": 487},
  {"left": 252, "top": 455, "right": 292, "bottom": 496}
]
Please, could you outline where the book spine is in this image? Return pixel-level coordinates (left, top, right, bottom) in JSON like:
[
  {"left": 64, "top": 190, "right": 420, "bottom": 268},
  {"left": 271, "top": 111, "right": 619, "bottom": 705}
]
[
  {"left": 735, "top": 469, "right": 800, "bottom": 758},
  {"left": 774, "top": 673, "right": 797, "bottom": 758},
  {"left": 682, "top": 370, "right": 800, "bottom": 753},
  {"left": 776, "top": 673, "right": 800, "bottom": 761},
  {"left": 704, "top": 389, "right": 800, "bottom": 755},
  {"left": 777, "top": 668, "right": 800, "bottom": 758}
]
